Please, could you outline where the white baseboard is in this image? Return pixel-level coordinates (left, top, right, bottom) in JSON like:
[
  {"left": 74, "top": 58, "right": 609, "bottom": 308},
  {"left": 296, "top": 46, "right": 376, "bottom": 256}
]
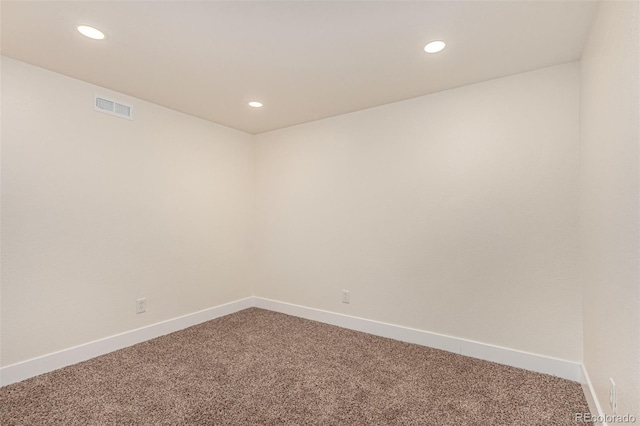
[
  {"left": 0, "top": 297, "right": 254, "bottom": 387},
  {"left": 253, "top": 297, "right": 583, "bottom": 382},
  {"left": 0, "top": 295, "right": 584, "bottom": 389},
  {"left": 581, "top": 364, "right": 607, "bottom": 426}
]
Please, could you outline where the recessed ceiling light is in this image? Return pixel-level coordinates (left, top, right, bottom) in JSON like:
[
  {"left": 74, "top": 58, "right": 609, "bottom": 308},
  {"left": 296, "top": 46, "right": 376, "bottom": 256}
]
[
  {"left": 77, "top": 25, "right": 105, "bottom": 40},
  {"left": 424, "top": 40, "right": 446, "bottom": 53},
  {"left": 248, "top": 101, "right": 263, "bottom": 108}
]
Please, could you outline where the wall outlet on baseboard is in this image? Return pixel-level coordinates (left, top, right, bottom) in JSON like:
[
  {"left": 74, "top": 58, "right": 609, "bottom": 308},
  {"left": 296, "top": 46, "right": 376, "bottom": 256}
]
[
  {"left": 609, "top": 377, "right": 616, "bottom": 414},
  {"left": 342, "top": 290, "right": 350, "bottom": 304},
  {"left": 136, "top": 298, "right": 146, "bottom": 314}
]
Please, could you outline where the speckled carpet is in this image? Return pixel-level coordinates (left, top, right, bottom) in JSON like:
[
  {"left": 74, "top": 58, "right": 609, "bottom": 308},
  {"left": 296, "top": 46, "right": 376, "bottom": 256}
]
[{"left": 0, "top": 308, "right": 591, "bottom": 425}]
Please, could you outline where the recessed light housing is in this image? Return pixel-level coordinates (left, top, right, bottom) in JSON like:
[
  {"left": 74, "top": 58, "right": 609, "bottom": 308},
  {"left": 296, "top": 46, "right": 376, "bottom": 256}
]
[
  {"left": 77, "top": 25, "right": 105, "bottom": 40},
  {"left": 248, "top": 101, "right": 263, "bottom": 108},
  {"left": 424, "top": 40, "right": 446, "bottom": 53}
]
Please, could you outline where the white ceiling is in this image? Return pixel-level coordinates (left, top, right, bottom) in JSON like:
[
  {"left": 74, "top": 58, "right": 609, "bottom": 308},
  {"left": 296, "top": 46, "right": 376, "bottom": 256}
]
[{"left": 1, "top": 1, "right": 596, "bottom": 134}]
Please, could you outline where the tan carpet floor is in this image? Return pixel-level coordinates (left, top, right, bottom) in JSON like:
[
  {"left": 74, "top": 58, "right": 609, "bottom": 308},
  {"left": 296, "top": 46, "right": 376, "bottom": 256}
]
[{"left": 0, "top": 308, "right": 591, "bottom": 425}]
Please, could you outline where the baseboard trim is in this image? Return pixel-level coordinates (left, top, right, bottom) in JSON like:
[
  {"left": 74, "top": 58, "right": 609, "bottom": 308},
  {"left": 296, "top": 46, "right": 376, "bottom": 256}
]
[
  {"left": 253, "top": 297, "right": 583, "bottom": 382},
  {"left": 0, "top": 297, "right": 254, "bottom": 387},
  {"left": 581, "top": 364, "right": 607, "bottom": 426},
  {"left": 1, "top": 296, "right": 584, "bottom": 388}
]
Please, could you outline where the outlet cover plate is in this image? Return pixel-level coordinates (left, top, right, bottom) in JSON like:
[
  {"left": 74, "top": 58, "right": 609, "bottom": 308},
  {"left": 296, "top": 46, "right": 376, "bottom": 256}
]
[
  {"left": 136, "top": 298, "right": 146, "bottom": 314},
  {"left": 609, "top": 378, "right": 616, "bottom": 414}
]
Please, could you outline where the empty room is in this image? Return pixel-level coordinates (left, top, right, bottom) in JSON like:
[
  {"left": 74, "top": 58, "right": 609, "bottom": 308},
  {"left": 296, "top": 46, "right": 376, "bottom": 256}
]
[{"left": 0, "top": 0, "right": 638, "bottom": 424}]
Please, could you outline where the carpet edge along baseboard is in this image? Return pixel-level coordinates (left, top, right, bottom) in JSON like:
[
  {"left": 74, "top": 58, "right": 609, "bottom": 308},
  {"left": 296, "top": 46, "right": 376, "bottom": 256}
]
[{"left": 1, "top": 296, "right": 583, "bottom": 385}]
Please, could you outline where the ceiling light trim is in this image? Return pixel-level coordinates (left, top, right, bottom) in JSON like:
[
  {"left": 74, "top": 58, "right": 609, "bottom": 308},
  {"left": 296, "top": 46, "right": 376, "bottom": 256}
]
[
  {"left": 77, "top": 25, "right": 105, "bottom": 40},
  {"left": 424, "top": 40, "right": 446, "bottom": 53}
]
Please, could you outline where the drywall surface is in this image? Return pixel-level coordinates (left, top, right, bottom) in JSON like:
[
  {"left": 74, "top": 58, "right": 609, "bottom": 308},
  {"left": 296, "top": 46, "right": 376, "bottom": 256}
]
[
  {"left": 1, "top": 57, "right": 255, "bottom": 366},
  {"left": 255, "top": 63, "right": 582, "bottom": 362},
  {"left": 580, "top": 0, "right": 640, "bottom": 418}
]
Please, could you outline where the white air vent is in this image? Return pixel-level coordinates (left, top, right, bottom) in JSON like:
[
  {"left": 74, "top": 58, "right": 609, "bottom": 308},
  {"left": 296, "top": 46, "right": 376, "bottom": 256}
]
[{"left": 94, "top": 95, "right": 133, "bottom": 120}]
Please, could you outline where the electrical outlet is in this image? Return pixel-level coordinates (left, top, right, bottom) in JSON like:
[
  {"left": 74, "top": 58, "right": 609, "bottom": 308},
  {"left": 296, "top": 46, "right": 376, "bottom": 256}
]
[
  {"left": 609, "top": 378, "right": 616, "bottom": 414},
  {"left": 136, "top": 298, "right": 146, "bottom": 314},
  {"left": 342, "top": 290, "right": 350, "bottom": 304}
]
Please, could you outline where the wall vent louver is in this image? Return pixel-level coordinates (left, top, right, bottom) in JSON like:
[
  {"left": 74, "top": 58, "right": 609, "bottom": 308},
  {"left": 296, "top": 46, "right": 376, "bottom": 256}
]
[{"left": 94, "top": 95, "right": 133, "bottom": 120}]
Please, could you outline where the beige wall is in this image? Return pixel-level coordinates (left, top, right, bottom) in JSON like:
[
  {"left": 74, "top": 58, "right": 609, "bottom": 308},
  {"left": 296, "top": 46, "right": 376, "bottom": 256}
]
[
  {"left": 580, "top": 0, "right": 640, "bottom": 418},
  {"left": 255, "top": 63, "right": 582, "bottom": 362},
  {"left": 1, "top": 57, "right": 255, "bottom": 366}
]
